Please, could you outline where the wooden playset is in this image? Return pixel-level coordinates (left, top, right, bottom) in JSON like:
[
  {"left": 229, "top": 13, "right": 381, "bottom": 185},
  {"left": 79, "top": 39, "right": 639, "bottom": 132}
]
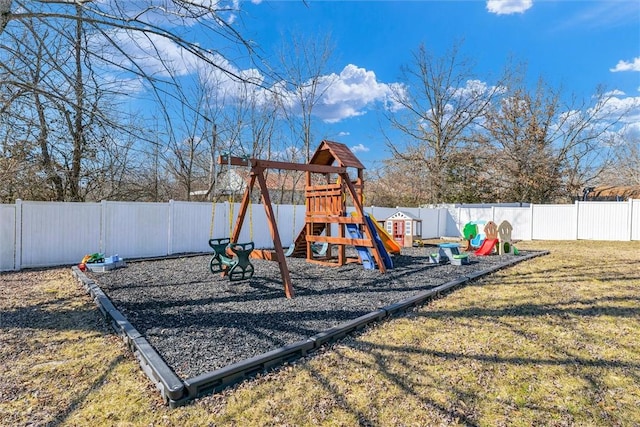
[{"left": 212, "top": 140, "right": 390, "bottom": 298}]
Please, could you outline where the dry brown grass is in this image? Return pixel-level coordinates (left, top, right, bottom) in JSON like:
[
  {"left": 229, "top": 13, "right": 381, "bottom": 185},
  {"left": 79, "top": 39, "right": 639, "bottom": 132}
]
[{"left": 1, "top": 240, "right": 639, "bottom": 426}]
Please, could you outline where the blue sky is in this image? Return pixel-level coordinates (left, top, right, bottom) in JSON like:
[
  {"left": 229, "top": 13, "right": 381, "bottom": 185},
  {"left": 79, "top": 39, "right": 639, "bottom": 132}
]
[
  {"left": 237, "top": 0, "right": 639, "bottom": 168},
  {"left": 117, "top": 0, "right": 640, "bottom": 169}
]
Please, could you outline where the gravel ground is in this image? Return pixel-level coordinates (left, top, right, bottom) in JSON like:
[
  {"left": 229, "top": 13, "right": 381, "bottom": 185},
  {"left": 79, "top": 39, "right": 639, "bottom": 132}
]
[{"left": 89, "top": 246, "right": 523, "bottom": 380}]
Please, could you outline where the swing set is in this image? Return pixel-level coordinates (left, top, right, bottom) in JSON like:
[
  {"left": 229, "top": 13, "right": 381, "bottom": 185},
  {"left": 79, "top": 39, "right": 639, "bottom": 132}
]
[
  {"left": 208, "top": 155, "right": 256, "bottom": 283},
  {"left": 209, "top": 140, "right": 388, "bottom": 299}
]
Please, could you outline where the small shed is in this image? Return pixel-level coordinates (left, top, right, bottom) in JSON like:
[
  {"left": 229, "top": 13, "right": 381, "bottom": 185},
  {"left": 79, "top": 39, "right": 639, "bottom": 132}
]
[{"left": 384, "top": 211, "right": 423, "bottom": 248}]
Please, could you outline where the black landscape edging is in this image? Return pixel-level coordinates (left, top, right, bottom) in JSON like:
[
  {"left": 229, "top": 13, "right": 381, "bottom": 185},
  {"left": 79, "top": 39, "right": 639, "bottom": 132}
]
[
  {"left": 183, "top": 338, "right": 316, "bottom": 400},
  {"left": 71, "top": 250, "right": 549, "bottom": 407},
  {"left": 309, "top": 309, "right": 388, "bottom": 348},
  {"left": 132, "top": 336, "right": 187, "bottom": 404},
  {"left": 72, "top": 267, "right": 188, "bottom": 406}
]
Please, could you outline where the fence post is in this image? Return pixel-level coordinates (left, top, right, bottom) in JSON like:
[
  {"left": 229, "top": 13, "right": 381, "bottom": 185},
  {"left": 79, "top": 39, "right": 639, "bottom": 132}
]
[
  {"left": 100, "top": 200, "right": 108, "bottom": 255},
  {"left": 14, "top": 199, "right": 22, "bottom": 271},
  {"left": 574, "top": 200, "right": 580, "bottom": 240},
  {"left": 529, "top": 204, "right": 535, "bottom": 240},
  {"left": 627, "top": 198, "right": 634, "bottom": 241},
  {"left": 168, "top": 200, "right": 174, "bottom": 255}
]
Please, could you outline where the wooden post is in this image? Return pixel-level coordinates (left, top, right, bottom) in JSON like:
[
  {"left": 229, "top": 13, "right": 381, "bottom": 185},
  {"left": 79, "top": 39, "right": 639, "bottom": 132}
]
[
  {"left": 254, "top": 167, "right": 295, "bottom": 298},
  {"left": 305, "top": 170, "right": 313, "bottom": 262},
  {"left": 341, "top": 172, "right": 386, "bottom": 273}
]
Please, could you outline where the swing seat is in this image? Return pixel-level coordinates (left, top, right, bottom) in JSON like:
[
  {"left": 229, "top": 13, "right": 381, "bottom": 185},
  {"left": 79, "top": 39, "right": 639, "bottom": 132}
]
[
  {"left": 209, "top": 238, "right": 231, "bottom": 275},
  {"left": 225, "top": 242, "right": 255, "bottom": 282},
  {"left": 311, "top": 242, "right": 329, "bottom": 257},
  {"left": 284, "top": 243, "right": 296, "bottom": 257},
  {"left": 209, "top": 239, "right": 255, "bottom": 281}
]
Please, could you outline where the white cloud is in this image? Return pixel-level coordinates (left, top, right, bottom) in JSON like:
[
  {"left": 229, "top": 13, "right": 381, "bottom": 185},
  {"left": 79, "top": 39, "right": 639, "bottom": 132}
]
[
  {"left": 577, "top": 93, "right": 640, "bottom": 148},
  {"left": 486, "top": 0, "right": 532, "bottom": 15},
  {"left": 610, "top": 57, "right": 640, "bottom": 72},
  {"left": 560, "top": 2, "right": 640, "bottom": 31},
  {"left": 605, "top": 89, "right": 626, "bottom": 97},
  {"left": 597, "top": 95, "right": 640, "bottom": 125},
  {"left": 350, "top": 143, "right": 369, "bottom": 153},
  {"left": 272, "top": 64, "right": 403, "bottom": 123},
  {"left": 93, "top": 30, "right": 404, "bottom": 125},
  {"left": 91, "top": 26, "right": 263, "bottom": 102},
  {"left": 314, "top": 64, "right": 404, "bottom": 123},
  {"left": 95, "top": 0, "right": 240, "bottom": 27}
]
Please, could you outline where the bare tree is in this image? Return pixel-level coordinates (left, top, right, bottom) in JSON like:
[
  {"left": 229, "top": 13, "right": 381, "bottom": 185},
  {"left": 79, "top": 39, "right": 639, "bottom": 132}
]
[
  {"left": 365, "top": 158, "right": 430, "bottom": 207},
  {"left": 600, "top": 128, "right": 640, "bottom": 187},
  {"left": 482, "top": 74, "right": 626, "bottom": 203},
  {"left": 1, "top": 0, "right": 273, "bottom": 202},
  {"left": 0, "top": 5, "right": 151, "bottom": 201},
  {"left": 385, "top": 42, "right": 507, "bottom": 204},
  {"left": 275, "top": 32, "right": 336, "bottom": 162},
  {"left": 0, "top": 1, "right": 261, "bottom": 80}
]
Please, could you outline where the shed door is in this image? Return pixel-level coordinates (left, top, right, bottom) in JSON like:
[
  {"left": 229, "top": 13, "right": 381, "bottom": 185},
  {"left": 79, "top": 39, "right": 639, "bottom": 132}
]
[{"left": 392, "top": 220, "right": 405, "bottom": 246}]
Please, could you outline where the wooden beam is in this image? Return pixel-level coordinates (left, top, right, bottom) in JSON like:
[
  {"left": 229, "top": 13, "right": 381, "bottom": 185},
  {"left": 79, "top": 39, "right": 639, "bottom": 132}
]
[
  {"left": 306, "top": 235, "right": 374, "bottom": 247},
  {"left": 305, "top": 215, "right": 362, "bottom": 224},
  {"left": 217, "top": 155, "right": 347, "bottom": 174}
]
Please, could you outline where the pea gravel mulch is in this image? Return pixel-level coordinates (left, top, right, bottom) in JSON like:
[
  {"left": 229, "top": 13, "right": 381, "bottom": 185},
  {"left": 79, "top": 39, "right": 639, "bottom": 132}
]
[{"left": 87, "top": 246, "right": 533, "bottom": 380}]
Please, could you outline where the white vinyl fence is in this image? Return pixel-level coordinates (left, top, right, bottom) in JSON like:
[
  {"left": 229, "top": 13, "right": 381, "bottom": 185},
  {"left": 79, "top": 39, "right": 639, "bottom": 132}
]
[{"left": 0, "top": 199, "right": 638, "bottom": 271}]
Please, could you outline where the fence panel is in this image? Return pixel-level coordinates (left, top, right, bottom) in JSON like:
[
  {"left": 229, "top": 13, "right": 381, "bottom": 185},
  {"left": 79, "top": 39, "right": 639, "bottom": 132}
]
[
  {"left": 235, "top": 202, "right": 275, "bottom": 249},
  {"left": 20, "top": 202, "right": 102, "bottom": 268},
  {"left": 442, "top": 206, "right": 462, "bottom": 237},
  {"left": 531, "top": 204, "right": 576, "bottom": 240},
  {"left": 102, "top": 201, "right": 170, "bottom": 258},
  {"left": 4, "top": 199, "right": 639, "bottom": 271},
  {"left": 272, "top": 204, "right": 304, "bottom": 248},
  {"left": 493, "top": 207, "right": 532, "bottom": 240},
  {"left": 170, "top": 201, "right": 216, "bottom": 254},
  {"left": 577, "top": 201, "right": 631, "bottom": 240},
  {"left": 0, "top": 204, "right": 16, "bottom": 271},
  {"left": 417, "top": 208, "right": 443, "bottom": 238},
  {"left": 365, "top": 206, "right": 398, "bottom": 223},
  {"left": 452, "top": 207, "right": 493, "bottom": 236}
]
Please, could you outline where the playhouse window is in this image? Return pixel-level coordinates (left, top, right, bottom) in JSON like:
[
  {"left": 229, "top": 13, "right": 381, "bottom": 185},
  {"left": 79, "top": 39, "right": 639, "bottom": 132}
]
[
  {"left": 386, "top": 221, "right": 392, "bottom": 233},
  {"left": 405, "top": 221, "right": 411, "bottom": 235}
]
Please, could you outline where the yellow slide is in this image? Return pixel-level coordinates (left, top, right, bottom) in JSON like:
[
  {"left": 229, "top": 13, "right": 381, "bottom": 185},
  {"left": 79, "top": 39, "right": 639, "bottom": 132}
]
[{"left": 367, "top": 213, "right": 402, "bottom": 254}]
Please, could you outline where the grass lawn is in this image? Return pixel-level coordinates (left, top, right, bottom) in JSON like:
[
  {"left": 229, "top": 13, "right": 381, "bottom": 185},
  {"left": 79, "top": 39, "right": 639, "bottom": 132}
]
[{"left": 1, "top": 240, "right": 639, "bottom": 426}]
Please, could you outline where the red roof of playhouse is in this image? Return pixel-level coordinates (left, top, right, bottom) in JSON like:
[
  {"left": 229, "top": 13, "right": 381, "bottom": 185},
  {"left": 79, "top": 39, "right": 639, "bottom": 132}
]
[{"left": 309, "top": 140, "right": 365, "bottom": 169}]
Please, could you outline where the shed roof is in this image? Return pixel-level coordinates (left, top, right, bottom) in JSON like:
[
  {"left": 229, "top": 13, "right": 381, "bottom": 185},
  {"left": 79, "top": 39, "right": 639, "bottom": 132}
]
[
  {"left": 309, "top": 140, "right": 365, "bottom": 169},
  {"left": 386, "top": 211, "right": 421, "bottom": 221}
]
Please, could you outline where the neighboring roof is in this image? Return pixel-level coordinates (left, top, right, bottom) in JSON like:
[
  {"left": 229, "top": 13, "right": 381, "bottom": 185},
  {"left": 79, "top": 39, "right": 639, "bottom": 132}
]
[
  {"left": 309, "top": 140, "right": 365, "bottom": 169},
  {"left": 232, "top": 169, "right": 309, "bottom": 192},
  {"left": 386, "top": 211, "right": 421, "bottom": 221},
  {"left": 588, "top": 186, "right": 640, "bottom": 200}
]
